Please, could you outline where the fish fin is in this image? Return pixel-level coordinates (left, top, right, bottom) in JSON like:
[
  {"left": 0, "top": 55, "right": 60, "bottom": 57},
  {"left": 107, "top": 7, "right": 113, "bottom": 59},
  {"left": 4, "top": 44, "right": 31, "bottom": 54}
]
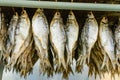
[
  {"left": 116, "top": 54, "right": 120, "bottom": 67},
  {"left": 50, "top": 46, "right": 55, "bottom": 58},
  {"left": 50, "top": 46, "right": 57, "bottom": 65},
  {"left": 86, "top": 46, "right": 92, "bottom": 64},
  {"left": 66, "top": 45, "right": 72, "bottom": 65}
]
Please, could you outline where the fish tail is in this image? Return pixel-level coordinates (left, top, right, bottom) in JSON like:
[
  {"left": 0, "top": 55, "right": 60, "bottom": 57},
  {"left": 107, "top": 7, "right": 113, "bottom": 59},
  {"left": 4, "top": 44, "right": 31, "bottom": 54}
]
[
  {"left": 40, "top": 58, "right": 53, "bottom": 76},
  {"left": 40, "top": 58, "right": 52, "bottom": 69},
  {"left": 76, "top": 55, "right": 83, "bottom": 72},
  {"left": 101, "top": 54, "right": 109, "bottom": 71},
  {"left": 66, "top": 45, "right": 72, "bottom": 64},
  {"left": 60, "top": 58, "right": 67, "bottom": 70},
  {"left": 67, "top": 53, "right": 72, "bottom": 65},
  {"left": 56, "top": 57, "right": 66, "bottom": 72},
  {"left": 44, "top": 58, "right": 52, "bottom": 68},
  {"left": 111, "top": 60, "right": 116, "bottom": 70},
  {"left": 62, "top": 64, "right": 73, "bottom": 79},
  {"left": 86, "top": 49, "right": 91, "bottom": 64}
]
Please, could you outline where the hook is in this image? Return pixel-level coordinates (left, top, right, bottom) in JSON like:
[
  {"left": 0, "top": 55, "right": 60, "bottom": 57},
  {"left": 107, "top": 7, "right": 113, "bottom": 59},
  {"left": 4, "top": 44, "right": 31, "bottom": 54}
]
[
  {"left": 94, "top": 0, "right": 97, "bottom": 3},
  {"left": 55, "top": 0, "right": 58, "bottom": 12},
  {"left": 12, "top": 7, "right": 16, "bottom": 14},
  {"left": 0, "top": 7, "right": 1, "bottom": 12},
  {"left": 22, "top": 7, "right": 24, "bottom": 11},
  {"left": 71, "top": 0, "right": 73, "bottom": 3},
  {"left": 38, "top": 0, "right": 43, "bottom": 11},
  {"left": 70, "top": 0, "right": 73, "bottom": 11}
]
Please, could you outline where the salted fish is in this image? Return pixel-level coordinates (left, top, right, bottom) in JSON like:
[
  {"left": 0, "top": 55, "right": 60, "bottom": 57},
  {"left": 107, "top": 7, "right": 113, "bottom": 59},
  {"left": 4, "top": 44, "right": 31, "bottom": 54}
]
[
  {"left": 32, "top": 8, "right": 52, "bottom": 74},
  {"left": 5, "top": 12, "right": 18, "bottom": 63},
  {"left": 8, "top": 10, "right": 31, "bottom": 69},
  {"left": 99, "top": 17, "right": 116, "bottom": 70},
  {"left": 77, "top": 12, "right": 98, "bottom": 65},
  {"left": 0, "top": 8, "right": 7, "bottom": 61},
  {"left": 50, "top": 11, "right": 66, "bottom": 72},
  {"left": 66, "top": 11, "right": 79, "bottom": 64},
  {"left": 114, "top": 17, "right": 120, "bottom": 67}
]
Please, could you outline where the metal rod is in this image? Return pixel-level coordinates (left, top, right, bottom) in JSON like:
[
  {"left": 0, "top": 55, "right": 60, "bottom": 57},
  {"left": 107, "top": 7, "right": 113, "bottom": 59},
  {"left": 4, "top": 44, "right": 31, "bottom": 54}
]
[{"left": 0, "top": 0, "right": 120, "bottom": 11}]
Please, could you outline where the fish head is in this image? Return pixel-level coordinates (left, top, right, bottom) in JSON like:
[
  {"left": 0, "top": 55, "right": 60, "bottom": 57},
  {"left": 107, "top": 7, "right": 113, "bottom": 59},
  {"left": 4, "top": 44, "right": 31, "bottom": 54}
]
[
  {"left": 13, "top": 12, "right": 18, "bottom": 20},
  {"left": 54, "top": 11, "right": 61, "bottom": 19},
  {"left": 35, "top": 8, "right": 44, "bottom": 18},
  {"left": 21, "top": 10, "right": 29, "bottom": 19},
  {"left": 68, "top": 11, "right": 75, "bottom": 20},
  {"left": 1, "top": 13, "right": 5, "bottom": 21},
  {"left": 51, "top": 11, "right": 63, "bottom": 24},
  {"left": 101, "top": 17, "right": 108, "bottom": 24},
  {"left": 88, "top": 12, "right": 94, "bottom": 19},
  {"left": 20, "top": 10, "right": 30, "bottom": 24}
]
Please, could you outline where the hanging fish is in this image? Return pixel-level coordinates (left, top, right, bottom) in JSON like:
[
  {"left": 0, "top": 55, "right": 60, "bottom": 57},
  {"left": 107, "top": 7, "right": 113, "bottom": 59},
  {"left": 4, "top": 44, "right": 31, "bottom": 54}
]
[
  {"left": 66, "top": 11, "right": 79, "bottom": 64},
  {"left": 4, "top": 12, "right": 18, "bottom": 63},
  {"left": 16, "top": 38, "right": 33, "bottom": 77},
  {"left": 114, "top": 17, "right": 120, "bottom": 67},
  {"left": 0, "top": 8, "right": 7, "bottom": 61},
  {"left": 7, "top": 9, "right": 31, "bottom": 69},
  {"left": 77, "top": 12, "right": 98, "bottom": 65},
  {"left": 50, "top": 11, "right": 66, "bottom": 72},
  {"left": 99, "top": 17, "right": 116, "bottom": 70},
  {"left": 32, "top": 8, "right": 52, "bottom": 74}
]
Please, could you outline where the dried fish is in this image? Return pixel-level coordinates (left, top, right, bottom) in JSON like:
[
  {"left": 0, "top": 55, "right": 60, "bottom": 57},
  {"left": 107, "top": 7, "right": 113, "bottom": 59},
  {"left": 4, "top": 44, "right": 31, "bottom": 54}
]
[
  {"left": 16, "top": 38, "right": 33, "bottom": 77},
  {"left": 66, "top": 11, "right": 79, "bottom": 65},
  {"left": 115, "top": 17, "right": 120, "bottom": 67},
  {"left": 8, "top": 9, "right": 31, "bottom": 69},
  {"left": 50, "top": 11, "right": 66, "bottom": 72},
  {"left": 77, "top": 12, "right": 98, "bottom": 66},
  {"left": 4, "top": 12, "right": 18, "bottom": 63},
  {"left": 32, "top": 8, "right": 52, "bottom": 75},
  {"left": 0, "top": 8, "right": 7, "bottom": 62},
  {"left": 99, "top": 17, "right": 116, "bottom": 70}
]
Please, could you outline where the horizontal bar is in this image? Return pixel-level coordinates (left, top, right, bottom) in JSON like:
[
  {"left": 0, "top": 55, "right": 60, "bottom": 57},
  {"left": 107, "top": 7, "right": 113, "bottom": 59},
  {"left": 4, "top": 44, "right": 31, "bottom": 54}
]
[{"left": 0, "top": 0, "right": 120, "bottom": 11}]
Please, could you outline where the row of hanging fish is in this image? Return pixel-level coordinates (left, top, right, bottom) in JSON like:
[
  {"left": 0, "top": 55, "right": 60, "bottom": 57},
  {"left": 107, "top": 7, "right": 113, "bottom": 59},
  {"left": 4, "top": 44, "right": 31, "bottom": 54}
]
[{"left": 1, "top": 8, "right": 120, "bottom": 79}]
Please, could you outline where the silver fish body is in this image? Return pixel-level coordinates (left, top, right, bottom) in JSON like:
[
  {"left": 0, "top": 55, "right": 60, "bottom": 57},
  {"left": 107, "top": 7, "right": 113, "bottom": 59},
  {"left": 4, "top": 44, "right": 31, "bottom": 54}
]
[
  {"left": 32, "top": 8, "right": 51, "bottom": 73},
  {"left": 66, "top": 11, "right": 79, "bottom": 64},
  {"left": 50, "top": 11, "right": 66, "bottom": 72},
  {"left": 8, "top": 10, "right": 31, "bottom": 68},
  {"left": 77, "top": 12, "right": 98, "bottom": 65},
  {"left": 5, "top": 12, "right": 18, "bottom": 62},
  {"left": 114, "top": 18, "right": 120, "bottom": 67},
  {"left": 99, "top": 17, "right": 116, "bottom": 69}
]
